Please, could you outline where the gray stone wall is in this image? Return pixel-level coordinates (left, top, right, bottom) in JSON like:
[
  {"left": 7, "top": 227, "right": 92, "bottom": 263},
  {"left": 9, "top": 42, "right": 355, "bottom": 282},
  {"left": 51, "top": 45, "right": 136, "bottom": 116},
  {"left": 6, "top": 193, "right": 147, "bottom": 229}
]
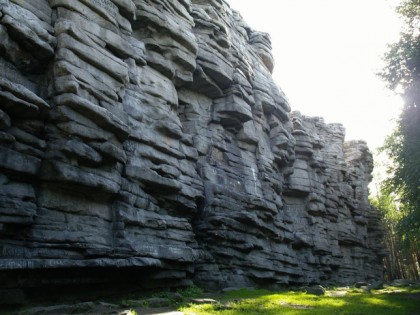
[{"left": 0, "top": 0, "right": 384, "bottom": 291}]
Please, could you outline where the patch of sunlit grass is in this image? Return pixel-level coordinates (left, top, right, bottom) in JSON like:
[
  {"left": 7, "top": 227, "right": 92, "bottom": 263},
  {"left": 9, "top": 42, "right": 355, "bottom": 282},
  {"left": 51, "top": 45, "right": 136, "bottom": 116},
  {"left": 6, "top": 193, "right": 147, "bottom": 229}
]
[{"left": 179, "top": 286, "right": 420, "bottom": 315}]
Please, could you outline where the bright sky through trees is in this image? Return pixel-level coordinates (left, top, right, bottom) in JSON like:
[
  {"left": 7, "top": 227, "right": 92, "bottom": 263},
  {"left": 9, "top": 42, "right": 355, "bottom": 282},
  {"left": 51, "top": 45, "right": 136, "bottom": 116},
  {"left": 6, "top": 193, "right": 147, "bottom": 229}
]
[{"left": 228, "top": 0, "right": 404, "bottom": 150}]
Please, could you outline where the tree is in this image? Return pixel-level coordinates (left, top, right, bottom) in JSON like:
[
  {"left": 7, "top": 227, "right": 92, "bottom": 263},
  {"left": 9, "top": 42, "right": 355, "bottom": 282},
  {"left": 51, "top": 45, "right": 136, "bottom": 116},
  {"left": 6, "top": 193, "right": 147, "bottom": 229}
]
[
  {"left": 379, "top": 0, "right": 420, "bottom": 91},
  {"left": 379, "top": 0, "right": 420, "bottom": 248},
  {"left": 377, "top": 0, "right": 420, "bottom": 279},
  {"left": 371, "top": 187, "right": 419, "bottom": 280}
]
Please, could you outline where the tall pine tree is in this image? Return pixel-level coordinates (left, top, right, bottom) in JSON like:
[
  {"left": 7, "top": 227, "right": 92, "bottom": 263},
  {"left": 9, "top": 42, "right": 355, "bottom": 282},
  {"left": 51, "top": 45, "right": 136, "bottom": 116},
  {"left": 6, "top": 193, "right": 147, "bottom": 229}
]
[{"left": 379, "top": 0, "right": 419, "bottom": 267}]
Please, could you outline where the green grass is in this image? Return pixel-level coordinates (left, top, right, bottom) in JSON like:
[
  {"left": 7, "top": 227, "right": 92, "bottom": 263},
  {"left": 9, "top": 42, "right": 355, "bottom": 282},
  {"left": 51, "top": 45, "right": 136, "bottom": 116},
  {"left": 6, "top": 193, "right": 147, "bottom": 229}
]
[{"left": 179, "top": 286, "right": 420, "bottom": 315}]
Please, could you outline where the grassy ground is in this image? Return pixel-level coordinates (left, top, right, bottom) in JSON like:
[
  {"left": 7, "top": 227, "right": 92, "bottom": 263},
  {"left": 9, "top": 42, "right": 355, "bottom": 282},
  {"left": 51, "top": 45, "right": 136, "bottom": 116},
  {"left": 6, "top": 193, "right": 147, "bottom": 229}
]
[
  {"left": 8, "top": 284, "right": 420, "bottom": 314},
  {"left": 179, "top": 286, "right": 420, "bottom": 315}
]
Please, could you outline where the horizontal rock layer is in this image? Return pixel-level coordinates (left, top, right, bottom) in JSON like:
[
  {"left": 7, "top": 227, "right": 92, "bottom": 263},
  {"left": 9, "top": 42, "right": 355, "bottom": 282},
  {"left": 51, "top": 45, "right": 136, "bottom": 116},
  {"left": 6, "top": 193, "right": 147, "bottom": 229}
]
[{"left": 0, "top": 0, "right": 384, "bottom": 293}]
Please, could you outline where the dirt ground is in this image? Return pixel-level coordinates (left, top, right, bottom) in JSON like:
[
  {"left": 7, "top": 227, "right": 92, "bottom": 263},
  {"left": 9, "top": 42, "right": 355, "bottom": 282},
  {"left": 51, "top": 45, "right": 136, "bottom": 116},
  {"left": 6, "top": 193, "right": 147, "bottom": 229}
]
[{"left": 5, "top": 302, "right": 184, "bottom": 315}]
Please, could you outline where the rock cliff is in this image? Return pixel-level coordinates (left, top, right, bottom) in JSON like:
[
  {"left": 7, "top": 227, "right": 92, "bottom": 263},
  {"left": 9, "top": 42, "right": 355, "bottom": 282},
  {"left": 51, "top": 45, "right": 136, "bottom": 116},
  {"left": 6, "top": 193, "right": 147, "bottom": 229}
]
[{"left": 0, "top": 0, "right": 384, "bottom": 295}]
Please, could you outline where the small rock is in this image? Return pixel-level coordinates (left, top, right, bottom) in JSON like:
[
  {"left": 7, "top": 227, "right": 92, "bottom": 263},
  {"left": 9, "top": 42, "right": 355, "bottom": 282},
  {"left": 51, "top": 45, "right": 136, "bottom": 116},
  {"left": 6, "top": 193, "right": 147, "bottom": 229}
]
[
  {"left": 190, "top": 298, "right": 218, "bottom": 304},
  {"left": 304, "top": 285, "right": 326, "bottom": 296}
]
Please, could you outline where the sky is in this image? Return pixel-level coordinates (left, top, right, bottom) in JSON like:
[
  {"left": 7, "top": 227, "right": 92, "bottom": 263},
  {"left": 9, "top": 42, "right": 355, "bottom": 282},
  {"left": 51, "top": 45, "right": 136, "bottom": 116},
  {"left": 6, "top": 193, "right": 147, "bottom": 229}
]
[{"left": 227, "top": 0, "right": 404, "bottom": 150}]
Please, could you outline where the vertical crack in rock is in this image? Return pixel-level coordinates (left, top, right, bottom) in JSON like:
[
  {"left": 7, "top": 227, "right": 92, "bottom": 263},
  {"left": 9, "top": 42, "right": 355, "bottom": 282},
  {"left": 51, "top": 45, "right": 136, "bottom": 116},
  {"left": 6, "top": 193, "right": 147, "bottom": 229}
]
[{"left": 0, "top": 0, "right": 385, "bottom": 296}]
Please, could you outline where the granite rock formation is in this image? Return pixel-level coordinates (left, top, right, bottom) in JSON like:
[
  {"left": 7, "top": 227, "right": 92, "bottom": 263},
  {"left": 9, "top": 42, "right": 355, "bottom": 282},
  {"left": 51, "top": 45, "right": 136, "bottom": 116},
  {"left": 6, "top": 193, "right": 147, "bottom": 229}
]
[{"left": 0, "top": 0, "right": 385, "bottom": 295}]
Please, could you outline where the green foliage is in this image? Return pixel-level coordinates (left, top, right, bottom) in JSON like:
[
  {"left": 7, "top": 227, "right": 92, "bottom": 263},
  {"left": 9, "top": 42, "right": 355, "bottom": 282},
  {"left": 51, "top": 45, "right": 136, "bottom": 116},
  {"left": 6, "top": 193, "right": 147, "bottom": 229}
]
[
  {"left": 378, "top": 116, "right": 419, "bottom": 254},
  {"left": 179, "top": 287, "right": 420, "bottom": 315},
  {"left": 379, "top": 0, "right": 420, "bottom": 91},
  {"left": 128, "top": 309, "right": 138, "bottom": 315},
  {"left": 378, "top": 0, "right": 420, "bottom": 249},
  {"left": 370, "top": 183, "right": 419, "bottom": 279},
  {"left": 370, "top": 186, "right": 401, "bottom": 228}
]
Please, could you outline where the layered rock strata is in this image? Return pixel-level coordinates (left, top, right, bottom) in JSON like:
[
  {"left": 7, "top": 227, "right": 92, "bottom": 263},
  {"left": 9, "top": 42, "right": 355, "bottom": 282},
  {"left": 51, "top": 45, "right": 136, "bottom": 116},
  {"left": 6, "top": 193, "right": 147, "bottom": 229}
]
[{"left": 0, "top": 0, "right": 384, "bottom": 294}]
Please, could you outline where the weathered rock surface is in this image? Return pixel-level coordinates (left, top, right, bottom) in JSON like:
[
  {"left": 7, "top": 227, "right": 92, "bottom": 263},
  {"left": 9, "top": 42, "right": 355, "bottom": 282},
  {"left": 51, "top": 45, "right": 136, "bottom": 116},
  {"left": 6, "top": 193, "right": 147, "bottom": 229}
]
[{"left": 0, "top": 0, "right": 384, "bottom": 297}]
